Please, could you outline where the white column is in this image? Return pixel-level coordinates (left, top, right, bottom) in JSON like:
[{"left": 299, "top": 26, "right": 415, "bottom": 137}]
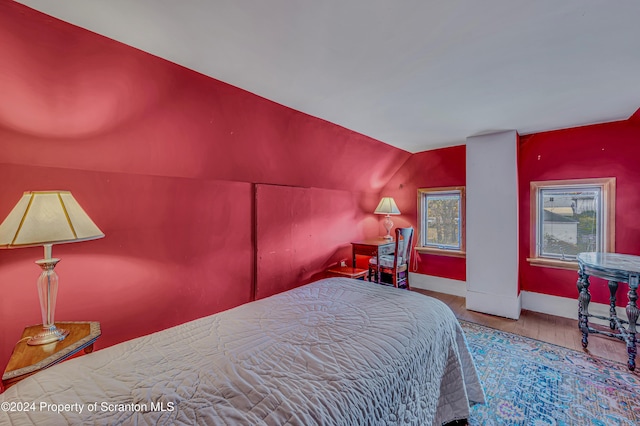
[{"left": 466, "top": 130, "right": 521, "bottom": 319}]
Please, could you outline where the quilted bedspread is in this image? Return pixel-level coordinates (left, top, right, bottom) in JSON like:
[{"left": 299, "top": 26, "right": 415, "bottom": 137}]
[{"left": 0, "top": 278, "right": 484, "bottom": 425}]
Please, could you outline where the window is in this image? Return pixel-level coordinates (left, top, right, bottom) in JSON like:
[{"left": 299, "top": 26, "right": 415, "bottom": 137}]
[
  {"left": 529, "top": 178, "right": 615, "bottom": 269},
  {"left": 416, "top": 187, "right": 465, "bottom": 257}
]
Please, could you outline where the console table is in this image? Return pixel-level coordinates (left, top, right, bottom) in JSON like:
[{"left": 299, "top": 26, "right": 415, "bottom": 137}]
[{"left": 577, "top": 252, "right": 640, "bottom": 370}]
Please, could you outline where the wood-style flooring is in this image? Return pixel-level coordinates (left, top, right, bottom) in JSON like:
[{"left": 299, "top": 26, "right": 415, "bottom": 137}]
[{"left": 413, "top": 288, "right": 630, "bottom": 366}]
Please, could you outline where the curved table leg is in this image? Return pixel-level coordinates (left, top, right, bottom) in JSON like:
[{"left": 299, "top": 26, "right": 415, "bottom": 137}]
[
  {"left": 626, "top": 275, "right": 639, "bottom": 371},
  {"left": 609, "top": 280, "right": 619, "bottom": 330},
  {"left": 577, "top": 273, "right": 584, "bottom": 330},
  {"left": 578, "top": 272, "right": 591, "bottom": 348}
]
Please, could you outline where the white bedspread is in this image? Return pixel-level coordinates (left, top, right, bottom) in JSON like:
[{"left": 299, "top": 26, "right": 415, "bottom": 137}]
[{"left": 0, "top": 278, "right": 484, "bottom": 425}]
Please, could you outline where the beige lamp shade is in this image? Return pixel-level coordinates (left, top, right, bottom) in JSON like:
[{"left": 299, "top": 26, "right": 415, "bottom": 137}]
[
  {"left": 0, "top": 191, "right": 104, "bottom": 248},
  {"left": 374, "top": 197, "right": 401, "bottom": 215}
]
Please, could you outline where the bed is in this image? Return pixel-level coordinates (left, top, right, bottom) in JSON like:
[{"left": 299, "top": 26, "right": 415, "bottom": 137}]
[{"left": 0, "top": 277, "right": 484, "bottom": 425}]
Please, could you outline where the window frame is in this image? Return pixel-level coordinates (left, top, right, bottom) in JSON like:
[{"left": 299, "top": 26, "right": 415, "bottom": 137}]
[
  {"left": 415, "top": 186, "right": 466, "bottom": 258},
  {"left": 528, "top": 177, "right": 616, "bottom": 270}
]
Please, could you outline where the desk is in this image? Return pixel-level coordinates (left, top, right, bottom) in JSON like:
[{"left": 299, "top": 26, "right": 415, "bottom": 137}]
[
  {"left": 351, "top": 238, "right": 395, "bottom": 282},
  {"left": 577, "top": 252, "right": 640, "bottom": 370},
  {"left": 2, "top": 322, "right": 101, "bottom": 389}
]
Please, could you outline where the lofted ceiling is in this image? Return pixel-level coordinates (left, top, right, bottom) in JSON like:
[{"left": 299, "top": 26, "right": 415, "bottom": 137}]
[{"left": 15, "top": 0, "right": 640, "bottom": 153}]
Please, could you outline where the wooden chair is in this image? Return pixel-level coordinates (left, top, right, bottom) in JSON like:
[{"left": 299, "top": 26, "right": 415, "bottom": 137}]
[{"left": 368, "top": 227, "right": 414, "bottom": 290}]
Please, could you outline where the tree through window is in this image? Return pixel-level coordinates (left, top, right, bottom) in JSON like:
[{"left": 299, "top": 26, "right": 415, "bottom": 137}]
[{"left": 417, "top": 187, "right": 465, "bottom": 256}]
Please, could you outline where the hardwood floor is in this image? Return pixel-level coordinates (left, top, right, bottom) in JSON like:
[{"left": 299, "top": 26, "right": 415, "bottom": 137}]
[{"left": 413, "top": 288, "right": 630, "bottom": 366}]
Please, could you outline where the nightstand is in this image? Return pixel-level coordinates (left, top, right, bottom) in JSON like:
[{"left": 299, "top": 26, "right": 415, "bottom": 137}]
[{"left": 2, "top": 321, "right": 101, "bottom": 389}]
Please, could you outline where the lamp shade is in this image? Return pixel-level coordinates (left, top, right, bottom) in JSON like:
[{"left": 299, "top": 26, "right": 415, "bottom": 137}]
[
  {"left": 374, "top": 197, "right": 401, "bottom": 215},
  {"left": 0, "top": 191, "right": 104, "bottom": 248}
]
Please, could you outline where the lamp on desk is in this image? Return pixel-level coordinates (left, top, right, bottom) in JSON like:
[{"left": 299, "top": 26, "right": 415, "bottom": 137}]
[
  {"left": 374, "top": 197, "right": 401, "bottom": 240},
  {"left": 0, "top": 191, "right": 104, "bottom": 345}
]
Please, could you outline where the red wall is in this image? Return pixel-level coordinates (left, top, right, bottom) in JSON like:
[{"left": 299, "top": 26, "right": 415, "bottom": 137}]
[
  {"left": 379, "top": 145, "right": 466, "bottom": 281},
  {"left": 0, "top": 1, "right": 410, "bottom": 375},
  {"left": 383, "top": 117, "right": 640, "bottom": 307},
  {"left": 255, "top": 185, "right": 379, "bottom": 299},
  {"left": 0, "top": 163, "right": 254, "bottom": 338},
  {"left": 518, "top": 119, "right": 640, "bottom": 305}
]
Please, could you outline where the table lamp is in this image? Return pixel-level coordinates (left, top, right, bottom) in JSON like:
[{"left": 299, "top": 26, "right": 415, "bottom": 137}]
[
  {"left": 0, "top": 191, "right": 104, "bottom": 345},
  {"left": 374, "top": 197, "right": 401, "bottom": 240}
]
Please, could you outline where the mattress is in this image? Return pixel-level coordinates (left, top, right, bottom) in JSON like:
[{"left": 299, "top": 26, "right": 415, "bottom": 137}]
[{"left": 0, "top": 277, "right": 484, "bottom": 425}]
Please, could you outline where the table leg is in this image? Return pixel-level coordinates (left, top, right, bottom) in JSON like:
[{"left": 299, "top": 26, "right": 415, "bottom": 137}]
[
  {"left": 352, "top": 248, "right": 356, "bottom": 269},
  {"left": 577, "top": 272, "right": 591, "bottom": 348},
  {"left": 577, "top": 272, "right": 584, "bottom": 330},
  {"left": 608, "top": 280, "right": 619, "bottom": 330},
  {"left": 626, "top": 275, "right": 639, "bottom": 371}
]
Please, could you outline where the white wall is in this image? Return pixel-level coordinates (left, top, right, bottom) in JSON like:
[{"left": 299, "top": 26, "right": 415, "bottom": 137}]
[{"left": 465, "top": 130, "right": 521, "bottom": 319}]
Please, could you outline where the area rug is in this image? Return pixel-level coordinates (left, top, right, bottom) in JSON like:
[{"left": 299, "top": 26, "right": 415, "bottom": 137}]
[{"left": 460, "top": 320, "right": 640, "bottom": 425}]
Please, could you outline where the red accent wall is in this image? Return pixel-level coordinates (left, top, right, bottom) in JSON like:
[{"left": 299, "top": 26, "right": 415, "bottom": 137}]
[
  {"left": 0, "top": 2, "right": 410, "bottom": 375},
  {"left": 255, "top": 185, "right": 378, "bottom": 299},
  {"left": 0, "top": 163, "right": 254, "bottom": 338},
  {"left": 379, "top": 145, "right": 467, "bottom": 281},
  {"left": 518, "top": 119, "right": 640, "bottom": 305},
  {"left": 383, "top": 117, "right": 640, "bottom": 305}
]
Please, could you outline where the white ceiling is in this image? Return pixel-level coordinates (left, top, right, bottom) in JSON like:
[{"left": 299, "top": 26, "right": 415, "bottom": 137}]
[{"left": 16, "top": 0, "right": 640, "bottom": 153}]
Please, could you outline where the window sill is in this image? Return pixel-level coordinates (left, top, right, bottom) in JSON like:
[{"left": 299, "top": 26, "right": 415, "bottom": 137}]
[
  {"left": 527, "top": 257, "right": 579, "bottom": 271},
  {"left": 415, "top": 246, "right": 466, "bottom": 258}
]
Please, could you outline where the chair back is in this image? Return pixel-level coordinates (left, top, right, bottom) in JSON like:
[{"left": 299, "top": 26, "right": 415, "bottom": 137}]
[{"left": 394, "top": 227, "right": 414, "bottom": 269}]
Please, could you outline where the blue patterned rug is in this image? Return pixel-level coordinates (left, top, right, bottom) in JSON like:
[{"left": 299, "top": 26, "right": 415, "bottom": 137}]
[{"left": 460, "top": 321, "right": 640, "bottom": 425}]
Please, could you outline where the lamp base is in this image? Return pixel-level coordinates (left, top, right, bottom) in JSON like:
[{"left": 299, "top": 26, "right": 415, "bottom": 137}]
[
  {"left": 382, "top": 214, "right": 394, "bottom": 241},
  {"left": 27, "top": 325, "right": 69, "bottom": 346}
]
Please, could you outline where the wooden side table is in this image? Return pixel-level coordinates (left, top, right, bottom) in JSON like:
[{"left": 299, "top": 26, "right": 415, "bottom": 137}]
[
  {"left": 326, "top": 266, "right": 368, "bottom": 280},
  {"left": 2, "top": 321, "right": 101, "bottom": 389}
]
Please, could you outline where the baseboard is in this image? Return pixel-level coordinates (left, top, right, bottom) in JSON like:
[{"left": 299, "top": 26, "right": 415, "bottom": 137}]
[
  {"left": 410, "top": 273, "right": 628, "bottom": 325},
  {"left": 409, "top": 273, "right": 467, "bottom": 297},
  {"left": 466, "top": 290, "right": 522, "bottom": 320},
  {"left": 410, "top": 273, "right": 521, "bottom": 319},
  {"left": 521, "top": 290, "right": 627, "bottom": 327}
]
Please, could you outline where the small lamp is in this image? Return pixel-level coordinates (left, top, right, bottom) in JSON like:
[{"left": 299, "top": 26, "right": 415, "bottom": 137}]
[
  {"left": 0, "top": 191, "right": 104, "bottom": 345},
  {"left": 374, "top": 197, "right": 401, "bottom": 240}
]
